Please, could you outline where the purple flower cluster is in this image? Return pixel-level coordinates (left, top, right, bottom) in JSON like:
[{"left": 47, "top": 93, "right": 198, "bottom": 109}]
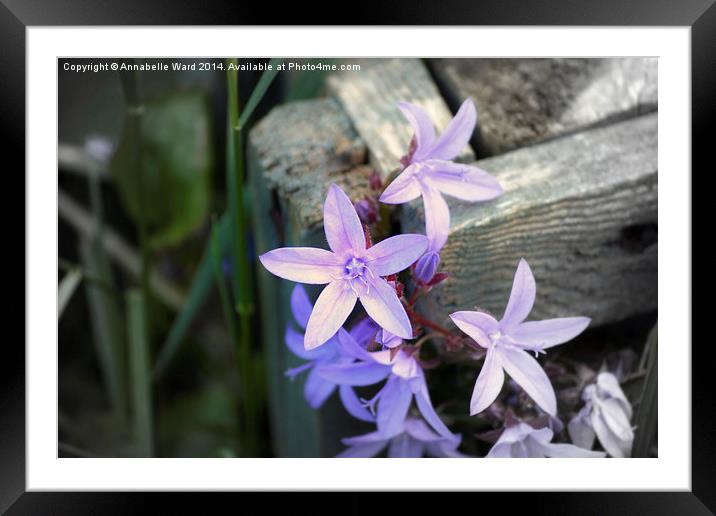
[{"left": 260, "top": 99, "right": 604, "bottom": 458}]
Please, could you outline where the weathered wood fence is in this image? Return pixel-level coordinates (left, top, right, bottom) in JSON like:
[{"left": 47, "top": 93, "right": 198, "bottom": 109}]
[{"left": 249, "top": 58, "right": 657, "bottom": 456}]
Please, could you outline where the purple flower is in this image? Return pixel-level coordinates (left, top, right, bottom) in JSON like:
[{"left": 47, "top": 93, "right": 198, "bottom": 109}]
[
  {"left": 260, "top": 184, "right": 428, "bottom": 349},
  {"left": 284, "top": 285, "right": 377, "bottom": 421},
  {"left": 379, "top": 99, "right": 503, "bottom": 257},
  {"left": 486, "top": 421, "right": 605, "bottom": 458},
  {"left": 317, "top": 330, "right": 454, "bottom": 440},
  {"left": 568, "top": 372, "right": 634, "bottom": 458},
  {"left": 449, "top": 259, "right": 591, "bottom": 416},
  {"left": 337, "top": 415, "right": 466, "bottom": 458}
]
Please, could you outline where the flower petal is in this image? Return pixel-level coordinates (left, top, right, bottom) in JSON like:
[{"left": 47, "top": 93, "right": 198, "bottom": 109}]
[
  {"left": 427, "top": 98, "right": 476, "bottom": 160},
  {"left": 500, "top": 258, "right": 536, "bottom": 329},
  {"left": 486, "top": 442, "right": 512, "bottom": 458},
  {"left": 290, "top": 284, "right": 313, "bottom": 328},
  {"left": 364, "top": 234, "right": 428, "bottom": 276},
  {"left": 501, "top": 347, "right": 557, "bottom": 416},
  {"left": 359, "top": 275, "right": 413, "bottom": 339},
  {"left": 377, "top": 376, "right": 413, "bottom": 437},
  {"left": 404, "top": 417, "right": 444, "bottom": 443},
  {"left": 285, "top": 325, "right": 335, "bottom": 361},
  {"left": 316, "top": 362, "right": 391, "bottom": 386},
  {"left": 415, "top": 384, "right": 456, "bottom": 440},
  {"left": 540, "top": 442, "right": 606, "bottom": 458},
  {"left": 259, "top": 247, "right": 343, "bottom": 284},
  {"left": 568, "top": 410, "right": 596, "bottom": 450},
  {"left": 449, "top": 310, "right": 499, "bottom": 348},
  {"left": 339, "top": 385, "right": 376, "bottom": 423},
  {"left": 336, "top": 327, "right": 375, "bottom": 362},
  {"left": 379, "top": 166, "right": 421, "bottom": 204},
  {"left": 426, "top": 442, "right": 468, "bottom": 458},
  {"left": 596, "top": 372, "right": 632, "bottom": 417},
  {"left": 424, "top": 160, "right": 503, "bottom": 202},
  {"left": 304, "top": 281, "right": 357, "bottom": 350},
  {"left": 397, "top": 101, "right": 436, "bottom": 159},
  {"left": 470, "top": 347, "right": 505, "bottom": 415},
  {"left": 510, "top": 317, "right": 591, "bottom": 350},
  {"left": 591, "top": 409, "right": 632, "bottom": 458},
  {"left": 420, "top": 181, "right": 450, "bottom": 252},
  {"left": 349, "top": 317, "right": 380, "bottom": 347},
  {"left": 323, "top": 183, "right": 366, "bottom": 256},
  {"left": 388, "top": 433, "right": 424, "bottom": 458},
  {"left": 342, "top": 430, "right": 391, "bottom": 446},
  {"left": 304, "top": 368, "right": 336, "bottom": 409},
  {"left": 337, "top": 442, "right": 388, "bottom": 458},
  {"left": 600, "top": 398, "right": 634, "bottom": 442}
]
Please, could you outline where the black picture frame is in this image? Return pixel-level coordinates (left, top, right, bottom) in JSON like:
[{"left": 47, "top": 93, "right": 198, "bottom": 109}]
[{"left": 4, "top": 0, "right": 710, "bottom": 512}]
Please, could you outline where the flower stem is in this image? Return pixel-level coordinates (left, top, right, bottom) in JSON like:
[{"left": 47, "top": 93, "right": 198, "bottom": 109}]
[
  {"left": 226, "top": 59, "right": 258, "bottom": 456},
  {"left": 404, "top": 304, "right": 453, "bottom": 337}
]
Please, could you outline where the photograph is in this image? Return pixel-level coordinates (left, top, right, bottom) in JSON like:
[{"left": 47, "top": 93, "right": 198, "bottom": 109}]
[{"left": 57, "top": 56, "right": 658, "bottom": 459}]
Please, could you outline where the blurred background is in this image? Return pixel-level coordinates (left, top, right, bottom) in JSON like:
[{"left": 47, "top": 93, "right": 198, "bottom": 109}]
[{"left": 58, "top": 57, "right": 657, "bottom": 458}]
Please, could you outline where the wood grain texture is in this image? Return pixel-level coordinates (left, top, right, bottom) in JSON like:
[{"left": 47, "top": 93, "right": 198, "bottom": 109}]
[
  {"left": 401, "top": 113, "right": 658, "bottom": 328},
  {"left": 327, "top": 58, "right": 474, "bottom": 177},
  {"left": 250, "top": 97, "right": 371, "bottom": 234},
  {"left": 430, "top": 58, "right": 658, "bottom": 156}
]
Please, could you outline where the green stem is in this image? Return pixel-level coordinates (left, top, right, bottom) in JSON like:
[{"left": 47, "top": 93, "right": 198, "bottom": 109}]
[
  {"left": 226, "top": 59, "right": 257, "bottom": 455},
  {"left": 127, "top": 289, "right": 154, "bottom": 457},
  {"left": 119, "top": 66, "right": 152, "bottom": 345}
]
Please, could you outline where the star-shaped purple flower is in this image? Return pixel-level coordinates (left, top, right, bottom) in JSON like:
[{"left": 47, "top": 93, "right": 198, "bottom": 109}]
[
  {"left": 284, "top": 284, "right": 377, "bottom": 422},
  {"left": 450, "top": 259, "right": 591, "bottom": 416},
  {"left": 338, "top": 415, "right": 466, "bottom": 458},
  {"left": 317, "top": 329, "right": 454, "bottom": 440},
  {"left": 379, "top": 99, "right": 503, "bottom": 276},
  {"left": 260, "top": 183, "right": 428, "bottom": 350}
]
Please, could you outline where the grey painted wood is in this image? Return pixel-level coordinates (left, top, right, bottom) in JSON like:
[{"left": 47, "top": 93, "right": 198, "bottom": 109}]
[
  {"left": 429, "top": 58, "right": 657, "bottom": 156},
  {"left": 327, "top": 58, "right": 474, "bottom": 178},
  {"left": 401, "top": 113, "right": 657, "bottom": 328}
]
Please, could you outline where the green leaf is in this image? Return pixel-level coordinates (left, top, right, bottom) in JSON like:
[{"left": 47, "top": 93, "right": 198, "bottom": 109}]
[
  {"left": 80, "top": 240, "right": 127, "bottom": 416},
  {"left": 110, "top": 90, "right": 213, "bottom": 248},
  {"left": 153, "top": 213, "right": 231, "bottom": 380},
  {"left": 285, "top": 59, "right": 331, "bottom": 102},
  {"left": 127, "top": 289, "right": 154, "bottom": 457},
  {"left": 632, "top": 324, "right": 658, "bottom": 457},
  {"left": 58, "top": 268, "right": 83, "bottom": 319},
  {"left": 237, "top": 58, "right": 284, "bottom": 129},
  {"left": 210, "top": 219, "right": 240, "bottom": 349}
]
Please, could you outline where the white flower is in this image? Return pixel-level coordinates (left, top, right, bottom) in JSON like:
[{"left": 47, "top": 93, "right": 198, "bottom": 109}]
[
  {"left": 568, "top": 372, "right": 634, "bottom": 458},
  {"left": 487, "top": 422, "right": 605, "bottom": 458}
]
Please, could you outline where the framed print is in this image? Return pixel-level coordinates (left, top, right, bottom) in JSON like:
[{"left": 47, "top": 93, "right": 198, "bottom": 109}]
[{"left": 4, "top": 0, "right": 711, "bottom": 512}]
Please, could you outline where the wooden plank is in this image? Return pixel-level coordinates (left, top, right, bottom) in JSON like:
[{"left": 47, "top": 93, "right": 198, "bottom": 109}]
[
  {"left": 401, "top": 113, "right": 657, "bottom": 328},
  {"left": 248, "top": 98, "right": 372, "bottom": 457},
  {"left": 327, "top": 58, "right": 474, "bottom": 178},
  {"left": 429, "top": 58, "right": 657, "bottom": 156}
]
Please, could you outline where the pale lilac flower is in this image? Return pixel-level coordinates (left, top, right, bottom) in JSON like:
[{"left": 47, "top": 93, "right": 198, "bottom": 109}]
[
  {"left": 450, "top": 259, "right": 591, "bottom": 416},
  {"left": 337, "top": 415, "right": 466, "bottom": 458},
  {"left": 260, "top": 184, "right": 428, "bottom": 349},
  {"left": 317, "top": 330, "right": 454, "bottom": 440},
  {"left": 283, "top": 285, "right": 376, "bottom": 421},
  {"left": 487, "top": 421, "right": 605, "bottom": 458},
  {"left": 568, "top": 372, "right": 634, "bottom": 458},
  {"left": 380, "top": 99, "right": 503, "bottom": 262}
]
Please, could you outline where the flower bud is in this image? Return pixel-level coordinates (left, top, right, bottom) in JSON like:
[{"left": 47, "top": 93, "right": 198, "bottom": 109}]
[
  {"left": 354, "top": 198, "right": 378, "bottom": 225},
  {"left": 414, "top": 252, "right": 440, "bottom": 284}
]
